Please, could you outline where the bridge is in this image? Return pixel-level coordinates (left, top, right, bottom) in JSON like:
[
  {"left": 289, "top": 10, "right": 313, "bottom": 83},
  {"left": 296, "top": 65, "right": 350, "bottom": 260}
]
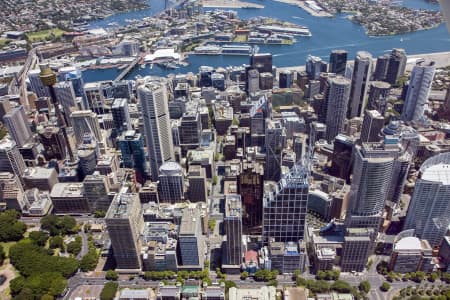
[{"left": 113, "top": 55, "right": 140, "bottom": 82}]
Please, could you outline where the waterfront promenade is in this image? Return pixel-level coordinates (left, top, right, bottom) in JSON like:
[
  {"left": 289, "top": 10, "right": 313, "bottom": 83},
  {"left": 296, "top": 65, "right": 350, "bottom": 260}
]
[{"left": 202, "top": 0, "right": 264, "bottom": 8}]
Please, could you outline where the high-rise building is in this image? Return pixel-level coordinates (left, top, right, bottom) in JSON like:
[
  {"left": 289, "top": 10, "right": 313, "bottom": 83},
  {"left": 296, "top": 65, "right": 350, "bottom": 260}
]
[
  {"left": 188, "top": 165, "right": 208, "bottom": 203},
  {"left": 112, "top": 98, "right": 131, "bottom": 135},
  {"left": 360, "top": 110, "right": 384, "bottom": 143},
  {"left": 367, "top": 81, "right": 391, "bottom": 115},
  {"left": 106, "top": 192, "right": 144, "bottom": 271},
  {"left": 58, "top": 66, "right": 86, "bottom": 100},
  {"left": 38, "top": 126, "right": 67, "bottom": 160},
  {"left": 373, "top": 54, "right": 390, "bottom": 81},
  {"left": 83, "top": 172, "right": 111, "bottom": 212},
  {"left": 77, "top": 134, "right": 98, "bottom": 180},
  {"left": 341, "top": 228, "right": 374, "bottom": 272},
  {"left": 118, "top": 130, "right": 147, "bottom": 184},
  {"left": 179, "top": 102, "right": 201, "bottom": 147},
  {"left": 345, "top": 142, "right": 398, "bottom": 231},
  {"left": 28, "top": 69, "right": 50, "bottom": 97},
  {"left": 3, "top": 106, "right": 32, "bottom": 148},
  {"left": 84, "top": 82, "right": 110, "bottom": 115},
  {"left": 348, "top": 51, "right": 373, "bottom": 118},
  {"left": 329, "top": 134, "right": 354, "bottom": 182},
  {"left": 0, "top": 97, "right": 11, "bottom": 120},
  {"left": 262, "top": 164, "right": 309, "bottom": 245},
  {"left": 404, "top": 152, "right": 450, "bottom": 247},
  {"left": 238, "top": 160, "right": 264, "bottom": 231},
  {"left": 158, "top": 162, "right": 184, "bottom": 203},
  {"left": 250, "top": 53, "right": 273, "bottom": 73},
  {"left": 329, "top": 50, "right": 347, "bottom": 75},
  {"left": 259, "top": 72, "right": 274, "bottom": 90},
  {"left": 0, "top": 172, "right": 28, "bottom": 211},
  {"left": 325, "top": 76, "right": 351, "bottom": 142},
  {"left": 54, "top": 81, "right": 77, "bottom": 125},
  {"left": 224, "top": 194, "right": 243, "bottom": 266},
  {"left": 385, "top": 48, "right": 407, "bottom": 85},
  {"left": 279, "top": 70, "right": 293, "bottom": 88},
  {"left": 50, "top": 183, "right": 89, "bottom": 214},
  {"left": 178, "top": 206, "right": 205, "bottom": 269},
  {"left": 138, "top": 77, "right": 174, "bottom": 180},
  {"left": 265, "top": 120, "right": 286, "bottom": 181},
  {"left": 70, "top": 110, "right": 103, "bottom": 145},
  {"left": 306, "top": 55, "right": 326, "bottom": 80},
  {"left": 0, "top": 138, "right": 26, "bottom": 178},
  {"left": 401, "top": 62, "right": 436, "bottom": 122},
  {"left": 247, "top": 69, "right": 260, "bottom": 94},
  {"left": 23, "top": 167, "right": 59, "bottom": 191}
]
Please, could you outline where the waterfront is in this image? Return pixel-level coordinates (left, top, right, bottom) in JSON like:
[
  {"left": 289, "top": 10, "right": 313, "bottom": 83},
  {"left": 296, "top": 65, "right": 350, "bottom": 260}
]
[{"left": 82, "top": 0, "right": 449, "bottom": 82}]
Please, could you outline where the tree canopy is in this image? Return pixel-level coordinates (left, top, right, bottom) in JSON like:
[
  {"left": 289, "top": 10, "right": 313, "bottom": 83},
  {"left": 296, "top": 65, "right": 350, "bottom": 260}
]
[
  {"left": 40, "top": 215, "right": 78, "bottom": 236},
  {"left": 0, "top": 210, "right": 26, "bottom": 242}
]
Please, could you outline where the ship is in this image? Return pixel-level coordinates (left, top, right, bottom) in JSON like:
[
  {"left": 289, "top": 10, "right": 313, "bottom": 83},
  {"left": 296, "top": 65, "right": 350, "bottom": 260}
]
[
  {"left": 194, "top": 44, "right": 222, "bottom": 55},
  {"left": 256, "top": 25, "right": 311, "bottom": 36},
  {"left": 221, "top": 44, "right": 259, "bottom": 55}
]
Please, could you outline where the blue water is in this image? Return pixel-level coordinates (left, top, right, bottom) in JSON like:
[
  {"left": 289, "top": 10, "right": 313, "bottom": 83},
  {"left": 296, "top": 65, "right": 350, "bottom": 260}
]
[{"left": 82, "top": 0, "right": 449, "bottom": 82}]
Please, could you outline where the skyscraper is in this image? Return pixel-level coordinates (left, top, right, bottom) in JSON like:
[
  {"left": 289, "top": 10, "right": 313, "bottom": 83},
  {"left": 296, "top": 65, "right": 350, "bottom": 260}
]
[
  {"left": 401, "top": 62, "right": 436, "bottom": 122},
  {"left": 238, "top": 160, "right": 264, "bottom": 231},
  {"left": 250, "top": 53, "right": 273, "bottom": 73},
  {"left": 325, "top": 76, "right": 351, "bottom": 142},
  {"left": 279, "top": 70, "right": 293, "bottom": 88},
  {"left": 306, "top": 55, "right": 326, "bottom": 80},
  {"left": 38, "top": 126, "right": 67, "bottom": 160},
  {"left": 70, "top": 110, "right": 103, "bottom": 146},
  {"left": 158, "top": 162, "right": 184, "bottom": 203},
  {"left": 224, "top": 194, "right": 243, "bottom": 266},
  {"left": 265, "top": 120, "right": 286, "bottom": 181},
  {"left": 28, "top": 69, "right": 50, "bottom": 97},
  {"left": 348, "top": 51, "right": 373, "bottom": 118},
  {"left": 111, "top": 98, "right": 132, "bottom": 135},
  {"left": 404, "top": 152, "right": 450, "bottom": 247},
  {"left": 0, "top": 172, "right": 28, "bottom": 211},
  {"left": 178, "top": 206, "right": 205, "bottom": 268},
  {"left": 3, "top": 105, "right": 32, "bottom": 147},
  {"left": 179, "top": 102, "right": 201, "bottom": 147},
  {"left": 262, "top": 164, "right": 309, "bottom": 245},
  {"left": 247, "top": 69, "right": 260, "bottom": 94},
  {"left": 54, "top": 81, "right": 77, "bottom": 125},
  {"left": 83, "top": 172, "right": 111, "bottom": 212},
  {"left": 0, "top": 138, "right": 26, "bottom": 178},
  {"left": 188, "top": 165, "right": 208, "bottom": 203},
  {"left": 385, "top": 48, "right": 407, "bottom": 85},
  {"left": 329, "top": 50, "right": 348, "bottom": 75},
  {"left": 138, "top": 77, "right": 174, "bottom": 180},
  {"left": 367, "top": 81, "right": 391, "bottom": 115},
  {"left": 360, "top": 110, "right": 384, "bottom": 143},
  {"left": 373, "top": 53, "right": 390, "bottom": 81},
  {"left": 106, "top": 192, "right": 143, "bottom": 271},
  {"left": 118, "top": 130, "right": 147, "bottom": 184}
]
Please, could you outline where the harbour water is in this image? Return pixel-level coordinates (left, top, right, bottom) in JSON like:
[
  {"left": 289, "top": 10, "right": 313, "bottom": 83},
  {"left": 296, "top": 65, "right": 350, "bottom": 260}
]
[{"left": 82, "top": 0, "right": 449, "bottom": 82}]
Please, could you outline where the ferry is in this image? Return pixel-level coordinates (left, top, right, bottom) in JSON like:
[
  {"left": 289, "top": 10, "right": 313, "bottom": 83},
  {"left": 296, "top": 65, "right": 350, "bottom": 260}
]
[
  {"left": 194, "top": 44, "right": 221, "bottom": 55},
  {"left": 221, "top": 44, "right": 259, "bottom": 55}
]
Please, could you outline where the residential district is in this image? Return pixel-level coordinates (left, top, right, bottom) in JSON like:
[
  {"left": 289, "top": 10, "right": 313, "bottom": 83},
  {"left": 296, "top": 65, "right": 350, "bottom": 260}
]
[{"left": 0, "top": 1, "right": 450, "bottom": 300}]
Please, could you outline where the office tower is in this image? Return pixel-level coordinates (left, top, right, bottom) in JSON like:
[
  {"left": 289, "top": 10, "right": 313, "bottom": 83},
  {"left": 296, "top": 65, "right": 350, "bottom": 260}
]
[
  {"left": 77, "top": 134, "right": 98, "bottom": 180},
  {"left": 247, "top": 69, "right": 260, "bottom": 94},
  {"left": 388, "top": 150, "right": 412, "bottom": 204},
  {"left": 325, "top": 76, "right": 351, "bottom": 142},
  {"left": 367, "top": 81, "right": 391, "bottom": 115},
  {"left": 158, "top": 162, "right": 184, "bottom": 203},
  {"left": 329, "top": 134, "right": 354, "bottom": 182},
  {"left": 58, "top": 67, "right": 86, "bottom": 97},
  {"left": 83, "top": 172, "right": 111, "bottom": 212},
  {"left": 224, "top": 194, "right": 243, "bottom": 266},
  {"left": 265, "top": 120, "right": 286, "bottom": 181},
  {"left": 389, "top": 236, "right": 433, "bottom": 273},
  {"left": 138, "top": 77, "right": 174, "bottom": 180},
  {"left": 118, "top": 130, "right": 147, "bottom": 184},
  {"left": 279, "top": 70, "right": 293, "bottom": 88},
  {"left": 262, "top": 164, "right": 309, "bottom": 245},
  {"left": 297, "top": 71, "right": 309, "bottom": 90},
  {"left": 111, "top": 98, "right": 131, "bottom": 135},
  {"left": 50, "top": 183, "right": 89, "bottom": 214},
  {"left": 306, "top": 55, "right": 326, "bottom": 80},
  {"left": 212, "top": 73, "right": 225, "bottom": 91},
  {"left": 373, "top": 54, "right": 390, "bottom": 81},
  {"left": 329, "top": 50, "right": 347, "bottom": 75},
  {"left": 385, "top": 48, "right": 407, "bottom": 85},
  {"left": 259, "top": 72, "right": 274, "bottom": 90},
  {"left": 70, "top": 110, "right": 103, "bottom": 145},
  {"left": 23, "top": 167, "right": 58, "bottom": 191},
  {"left": 0, "top": 138, "right": 26, "bottom": 178},
  {"left": 0, "top": 172, "right": 28, "bottom": 211},
  {"left": 106, "top": 192, "right": 143, "bottom": 271},
  {"left": 28, "top": 69, "right": 50, "bottom": 97},
  {"left": 250, "top": 53, "right": 273, "bottom": 73},
  {"left": 401, "top": 62, "right": 436, "bottom": 122},
  {"left": 199, "top": 66, "right": 214, "bottom": 87},
  {"left": 293, "top": 133, "right": 307, "bottom": 161},
  {"left": 341, "top": 228, "right": 374, "bottom": 272},
  {"left": 179, "top": 103, "right": 201, "bottom": 147},
  {"left": 178, "top": 206, "right": 205, "bottom": 268},
  {"left": 360, "top": 110, "right": 384, "bottom": 143},
  {"left": 188, "top": 165, "right": 207, "bottom": 202},
  {"left": 84, "top": 82, "right": 110, "bottom": 115},
  {"left": 345, "top": 142, "right": 398, "bottom": 231},
  {"left": 54, "top": 81, "right": 77, "bottom": 125},
  {"left": 3, "top": 106, "right": 32, "bottom": 147},
  {"left": 0, "top": 97, "right": 11, "bottom": 120},
  {"left": 238, "top": 160, "right": 264, "bottom": 231},
  {"left": 310, "top": 122, "right": 326, "bottom": 145},
  {"left": 348, "top": 51, "right": 373, "bottom": 118},
  {"left": 112, "top": 80, "right": 133, "bottom": 99},
  {"left": 404, "top": 152, "right": 450, "bottom": 247},
  {"left": 38, "top": 126, "right": 67, "bottom": 160}
]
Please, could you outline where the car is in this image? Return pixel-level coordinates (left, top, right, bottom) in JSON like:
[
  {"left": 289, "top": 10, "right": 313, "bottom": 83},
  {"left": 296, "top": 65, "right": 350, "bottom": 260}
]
[{"left": 0, "top": 275, "right": 6, "bottom": 285}]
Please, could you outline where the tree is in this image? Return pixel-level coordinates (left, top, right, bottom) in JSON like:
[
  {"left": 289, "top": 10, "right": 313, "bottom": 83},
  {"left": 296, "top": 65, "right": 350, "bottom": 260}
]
[
  {"left": 212, "top": 175, "right": 218, "bottom": 185},
  {"left": 428, "top": 272, "right": 439, "bottom": 282},
  {"left": 208, "top": 219, "right": 216, "bottom": 232},
  {"left": 331, "top": 280, "right": 352, "bottom": 293},
  {"left": 306, "top": 279, "right": 330, "bottom": 293},
  {"left": 66, "top": 236, "right": 82, "bottom": 255},
  {"left": 296, "top": 276, "right": 307, "bottom": 287},
  {"left": 380, "top": 282, "right": 391, "bottom": 292},
  {"left": 376, "top": 261, "right": 389, "bottom": 275},
  {"left": 359, "top": 280, "right": 371, "bottom": 293},
  {"left": 105, "top": 270, "right": 118, "bottom": 281},
  {"left": 29, "top": 231, "right": 49, "bottom": 247},
  {"left": 94, "top": 210, "right": 106, "bottom": 218},
  {"left": 100, "top": 282, "right": 118, "bottom": 300},
  {"left": 41, "top": 215, "right": 77, "bottom": 236},
  {"left": 0, "top": 210, "right": 26, "bottom": 242},
  {"left": 49, "top": 236, "right": 64, "bottom": 249},
  {"left": 80, "top": 249, "right": 98, "bottom": 272},
  {"left": 403, "top": 273, "right": 411, "bottom": 281},
  {"left": 240, "top": 271, "right": 248, "bottom": 280}
]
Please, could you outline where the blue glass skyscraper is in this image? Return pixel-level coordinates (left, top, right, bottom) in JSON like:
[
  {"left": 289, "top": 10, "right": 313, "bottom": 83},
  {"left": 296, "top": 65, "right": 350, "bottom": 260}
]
[{"left": 118, "top": 130, "right": 147, "bottom": 183}]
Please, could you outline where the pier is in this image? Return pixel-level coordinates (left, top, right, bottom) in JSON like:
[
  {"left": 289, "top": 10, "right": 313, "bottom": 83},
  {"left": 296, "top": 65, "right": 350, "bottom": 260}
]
[{"left": 114, "top": 55, "right": 140, "bottom": 82}]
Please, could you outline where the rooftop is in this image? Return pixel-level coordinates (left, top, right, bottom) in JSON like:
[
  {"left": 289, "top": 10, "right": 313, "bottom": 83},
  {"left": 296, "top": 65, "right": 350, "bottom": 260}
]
[{"left": 395, "top": 236, "right": 421, "bottom": 251}]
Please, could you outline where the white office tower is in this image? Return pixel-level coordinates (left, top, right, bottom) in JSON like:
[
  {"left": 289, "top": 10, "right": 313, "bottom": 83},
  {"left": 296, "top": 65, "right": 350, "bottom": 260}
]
[
  {"left": 70, "top": 110, "right": 103, "bottom": 146},
  {"left": 3, "top": 106, "right": 32, "bottom": 147},
  {"left": 348, "top": 51, "right": 373, "bottom": 118},
  {"left": 137, "top": 77, "right": 174, "bottom": 180},
  {"left": 401, "top": 62, "right": 436, "bottom": 122},
  {"left": 325, "top": 76, "right": 351, "bottom": 142},
  {"left": 262, "top": 164, "right": 309, "bottom": 245},
  {"left": 0, "top": 138, "right": 26, "bottom": 178},
  {"left": 345, "top": 142, "right": 398, "bottom": 231},
  {"left": 404, "top": 152, "right": 450, "bottom": 247},
  {"left": 28, "top": 69, "right": 50, "bottom": 97},
  {"left": 158, "top": 162, "right": 184, "bottom": 203},
  {"left": 247, "top": 69, "right": 260, "bottom": 94}
]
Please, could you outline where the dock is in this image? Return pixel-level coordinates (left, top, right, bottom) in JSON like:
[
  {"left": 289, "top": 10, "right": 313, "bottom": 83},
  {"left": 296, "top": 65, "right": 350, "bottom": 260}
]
[{"left": 114, "top": 55, "right": 140, "bottom": 82}]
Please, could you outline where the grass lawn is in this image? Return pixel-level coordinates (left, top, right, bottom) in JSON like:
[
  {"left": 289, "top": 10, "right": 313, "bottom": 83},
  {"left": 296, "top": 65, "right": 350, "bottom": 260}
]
[{"left": 26, "top": 28, "right": 65, "bottom": 42}]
